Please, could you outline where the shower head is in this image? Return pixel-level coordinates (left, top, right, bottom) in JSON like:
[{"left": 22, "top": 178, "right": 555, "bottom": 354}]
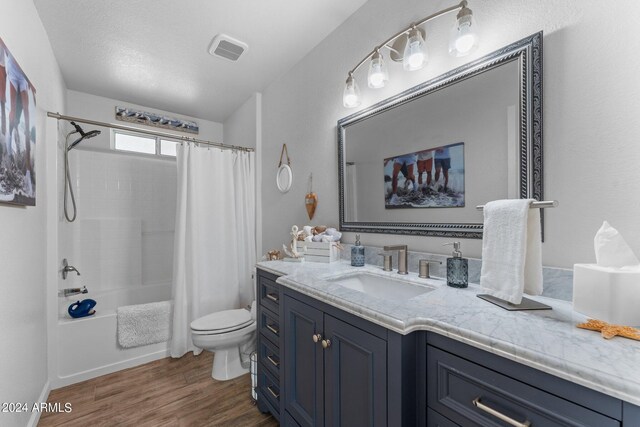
[{"left": 67, "top": 122, "right": 102, "bottom": 151}]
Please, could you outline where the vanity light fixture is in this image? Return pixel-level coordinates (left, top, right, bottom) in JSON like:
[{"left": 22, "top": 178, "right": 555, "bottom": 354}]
[
  {"left": 343, "top": 73, "right": 361, "bottom": 108},
  {"left": 342, "top": 0, "right": 479, "bottom": 108},
  {"left": 367, "top": 49, "right": 389, "bottom": 88}
]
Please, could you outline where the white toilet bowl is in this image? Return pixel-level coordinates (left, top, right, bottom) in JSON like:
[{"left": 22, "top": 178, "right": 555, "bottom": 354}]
[{"left": 191, "top": 306, "right": 256, "bottom": 381}]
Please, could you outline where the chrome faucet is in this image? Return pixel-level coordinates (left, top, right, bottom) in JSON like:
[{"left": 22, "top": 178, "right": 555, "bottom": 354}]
[
  {"left": 62, "top": 258, "right": 81, "bottom": 280},
  {"left": 59, "top": 286, "right": 88, "bottom": 297},
  {"left": 383, "top": 245, "right": 408, "bottom": 275}
]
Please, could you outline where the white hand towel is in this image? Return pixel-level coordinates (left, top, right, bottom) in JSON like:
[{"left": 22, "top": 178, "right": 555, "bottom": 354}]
[{"left": 480, "top": 199, "right": 543, "bottom": 304}]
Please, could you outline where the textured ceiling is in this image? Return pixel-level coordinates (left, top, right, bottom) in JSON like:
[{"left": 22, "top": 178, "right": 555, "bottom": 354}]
[{"left": 34, "top": 0, "right": 367, "bottom": 122}]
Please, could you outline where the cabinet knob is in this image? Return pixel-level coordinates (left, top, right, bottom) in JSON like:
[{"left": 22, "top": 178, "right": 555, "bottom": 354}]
[
  {"left": 321, "top": 339, "right": 332, "bottom": 349},
  {"left": 312, "top": 333, "right": 322, "bottom": 343}
]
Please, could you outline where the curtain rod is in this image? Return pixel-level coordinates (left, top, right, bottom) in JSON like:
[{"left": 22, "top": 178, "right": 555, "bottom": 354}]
[{"left": 47, "top": 112, "right": 255, "bottom": 153}]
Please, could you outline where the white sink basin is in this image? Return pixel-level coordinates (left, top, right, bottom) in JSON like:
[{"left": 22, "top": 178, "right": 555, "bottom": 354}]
[{"left": 327, "top": 272, "right": 435, "bottom": 301}]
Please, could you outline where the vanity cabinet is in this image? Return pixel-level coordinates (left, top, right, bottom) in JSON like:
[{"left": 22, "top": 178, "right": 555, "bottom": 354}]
[
  {"left": 423, "top": 334, "right": 633, "bottom": 427},
  {"left": 283, "top": 294, "right": 387, "bottom": 427},
  {"left": 256, "top": 268, "right": 284, "bottom": 422},
  {"left": 256, "top": 268, "right": 417, "bottom": 427},
  {"left": 257, "top": 267, "right": 640, "bottom": 426}
]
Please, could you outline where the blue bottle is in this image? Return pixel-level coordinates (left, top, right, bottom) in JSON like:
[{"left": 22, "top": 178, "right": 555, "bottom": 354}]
[
  {"left": 445, "top": 242, "right": 468, "bottom": 288},
  {"left": 351, "top": 234, "right": 365, "bottom": 267}
]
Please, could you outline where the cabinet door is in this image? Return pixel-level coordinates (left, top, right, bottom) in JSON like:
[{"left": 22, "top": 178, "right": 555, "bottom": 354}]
[
  {"left": 283, "top": 295, "right": 324, "bottom": 427},
  {"left": 324, "top": 314, "right": 387, "bottom": 427}
]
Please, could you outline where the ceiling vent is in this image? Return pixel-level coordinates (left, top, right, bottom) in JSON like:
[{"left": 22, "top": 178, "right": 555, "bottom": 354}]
[{"left": 208, "top": 34, "right": 248, "bottom": 62}]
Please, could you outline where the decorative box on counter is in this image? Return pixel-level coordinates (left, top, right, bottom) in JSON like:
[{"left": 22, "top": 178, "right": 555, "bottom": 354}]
[
  {"left": 302, "top": 241, "right": 340, "bottom": 263},
  {"left": 573, "top": 263, "right": 640, "bottom": 326}
]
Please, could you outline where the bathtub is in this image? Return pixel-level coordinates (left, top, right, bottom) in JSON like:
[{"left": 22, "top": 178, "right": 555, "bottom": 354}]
[{"left": 53, "top": 282, "right": 172, "bottom": 388}]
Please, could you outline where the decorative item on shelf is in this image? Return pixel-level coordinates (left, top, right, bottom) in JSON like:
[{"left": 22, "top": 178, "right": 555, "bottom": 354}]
[
  {"left": 577, "top": 319, "right": 640, "bottom": 341},
  {"left": 276, "top": 144, "right": 293, "bottom": 193},
  {"left": 342, "top": 0, "right": 479, "bottom": 108},
  {"left": 305, "top": 173, "right": 318, "bottom": 220},
  {"left": 283, "top": 225, "right": 305, "bottom": 262},
  {"left": 115, "top": 106, "right": 199, "bottom": 134},
  {"left": 68, "top": 299, "right": 97, "bottom": 318},
  {"left": 266, "top": 249, "right": 282, "bottom": 261},
  {"left": 291, "top": 224, "right": 343, "bottom": 263}
]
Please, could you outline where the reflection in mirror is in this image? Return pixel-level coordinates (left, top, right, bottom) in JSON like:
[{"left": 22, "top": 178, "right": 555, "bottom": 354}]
[{"left": 338, "top": 32, "right": 543, "bottom": 238}]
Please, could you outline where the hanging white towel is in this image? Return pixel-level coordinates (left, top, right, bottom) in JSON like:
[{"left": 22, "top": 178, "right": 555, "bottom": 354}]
[{"left": 480, "top": 199, "right": 543, "bottom": 304}]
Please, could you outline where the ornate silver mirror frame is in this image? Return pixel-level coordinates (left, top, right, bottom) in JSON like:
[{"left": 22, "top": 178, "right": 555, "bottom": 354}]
[{"left": 337, "top": 32, "right": 543, "bottom": 238}]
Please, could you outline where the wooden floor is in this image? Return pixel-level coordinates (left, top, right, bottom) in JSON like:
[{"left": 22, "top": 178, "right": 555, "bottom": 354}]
[{"left": 39, "top": 352, "right": 278, "bottom": 427}]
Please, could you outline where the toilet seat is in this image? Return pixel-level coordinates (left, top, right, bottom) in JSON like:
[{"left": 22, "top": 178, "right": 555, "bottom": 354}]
[{"left": 190, "top": 308, "right": 253, "bottom": 335}]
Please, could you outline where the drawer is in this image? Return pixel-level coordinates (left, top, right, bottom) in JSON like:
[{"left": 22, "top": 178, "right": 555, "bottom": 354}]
[
  {"left": 259, "top": 308, "right": 281, "bottom": 345},
  {"left": 427, "top": 345, "right": 620, "bottom": 427},
  {"left": 259, "top": 275, "right": 281, "bottom": 314},
  {"left": 259, "top": 332, "right": 281, "bottom": 378},
  {"left": 427, "top": 408, "right": 460, "bottom": 427},
  {"left": 259, "top": 366, "right": 281, "bottom": 415}
]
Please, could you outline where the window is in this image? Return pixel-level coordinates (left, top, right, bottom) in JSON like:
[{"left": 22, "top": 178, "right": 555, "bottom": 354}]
[{"left": 113, "top": 131, "right": 179, "bottom": 157}]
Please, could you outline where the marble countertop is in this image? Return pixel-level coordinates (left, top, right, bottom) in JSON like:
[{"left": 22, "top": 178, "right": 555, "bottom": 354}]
[{"left": 257, "top": 259, "right": 640, "bottom": 406}]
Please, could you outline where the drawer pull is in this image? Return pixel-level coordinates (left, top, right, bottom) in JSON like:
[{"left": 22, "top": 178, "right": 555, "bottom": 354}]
[
  {"left": 312, "top": 333, "right": 322, "bottom": 343},
  {"left": 266, "top": 324, "right": 279, "bottom": 335},
  {"left": 267, "top": 355, "right": 280, "bottom": 367},
  {"left": 267, "top": 385, "right": 280, "bottom": 400},
  {"left": 266, "top": 293, "right": 278, "bottom": 302},
  {"left": 321, "top": 339, "right": 332, "bottom": 349},
  {"left": 472, "top": 397, "right": 531, "bottom": 427}
]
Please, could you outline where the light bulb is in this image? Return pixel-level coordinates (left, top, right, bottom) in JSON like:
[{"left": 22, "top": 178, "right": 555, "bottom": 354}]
[
  {"left": 367, "top": 51, "right": 389, "bottom": 89},
  {"left": 343, "top": 74, "right": 361, "bottom": 108},
  {"left": 449, "top": 5, "right": 478, "bottom": 57},
  {"left": 403, "top": 27, "right": 427, "bottom": 71}
]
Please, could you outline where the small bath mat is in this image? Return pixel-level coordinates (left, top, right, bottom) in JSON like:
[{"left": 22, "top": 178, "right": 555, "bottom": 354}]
[{"left": 117, "top": 301, "right": 172, "bottom": 348}]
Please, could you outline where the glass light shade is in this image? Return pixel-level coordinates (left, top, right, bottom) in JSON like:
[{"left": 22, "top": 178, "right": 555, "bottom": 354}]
[
  {"left": 448, "top": 10, "right": 478, "bottom": 57},
  {"left": 403, "top": 27, "right": 427, "bottom": 71},
  {"left": 343, "top": 75, "right": 361, "bottom": 108},
  {"left": 367, "top": 51, "right": 389, "bottom": 89}
]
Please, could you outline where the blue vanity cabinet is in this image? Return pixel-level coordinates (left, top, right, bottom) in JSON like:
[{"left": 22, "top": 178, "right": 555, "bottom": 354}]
[
  {"left": 256, "top": 268, "right": 285, "bottom": 422},
  {"left": 423, "top": 333, "right": 639, "bottom": 427},
  {"left": 281, "top": 284, "right": 421, "bottom": 426},
  {"left": 283, "top": 292, "right": 389, "bottom": 427},
  {"left": 282, "top": 294, "right": 324, "bottom": 426}
]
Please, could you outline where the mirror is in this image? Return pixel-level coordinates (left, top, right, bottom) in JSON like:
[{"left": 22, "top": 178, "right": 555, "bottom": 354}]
[
  {"left": 338, "top": 32, "right": 543, "bottom": 238},
  {"left": 276, "top": 164, "right": 293, "bottom": 193}
]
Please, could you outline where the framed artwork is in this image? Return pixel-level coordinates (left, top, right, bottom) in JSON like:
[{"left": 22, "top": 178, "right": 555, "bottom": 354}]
[
  {"left": 115, "top": 106, "right": 199, "bottom": 134},
  {"left": 0, "top": 37, "right": 37, "bottom": 206},
  {"left": 384, "top": 142, "right": 464, "bottom": 209}
]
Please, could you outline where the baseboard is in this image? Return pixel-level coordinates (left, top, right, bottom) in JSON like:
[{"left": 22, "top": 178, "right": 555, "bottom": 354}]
[
  {"left": 51, "top": 348, "right": 170, "bottom": 389},
  {"left": 27, "top": 380, "right": 51, "bottom": 427}
]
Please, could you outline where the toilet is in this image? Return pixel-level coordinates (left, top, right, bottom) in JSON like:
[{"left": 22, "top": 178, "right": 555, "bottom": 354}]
[{"left": 190, "top": 303, "right": 256, "bottom": 381}]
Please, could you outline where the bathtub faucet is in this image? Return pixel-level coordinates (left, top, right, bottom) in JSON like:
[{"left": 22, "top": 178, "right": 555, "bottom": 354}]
[
  {"left": 59, "top": 286, "right": 88, "bottom": 297},
  {"left": 62, "top": 258, "right": 81, "bottom": 280}
]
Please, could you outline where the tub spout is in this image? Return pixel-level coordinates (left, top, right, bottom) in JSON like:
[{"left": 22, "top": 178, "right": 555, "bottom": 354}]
[{"left": 59, "top": 286, "right": 88, "bottom": 297}]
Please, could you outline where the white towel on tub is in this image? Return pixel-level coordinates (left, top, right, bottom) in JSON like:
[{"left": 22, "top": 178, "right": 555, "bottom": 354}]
[
  {"left": 480, "top": 199, "right": 543, "bottom": 304},
  {"left": 117, "top": 301, "right": 172, "bottom": 348}
]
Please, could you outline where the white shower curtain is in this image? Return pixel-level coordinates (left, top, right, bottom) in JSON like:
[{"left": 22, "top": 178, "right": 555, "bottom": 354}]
[{"left": 170, "top": 143, "right": 256, "bottom": 358}]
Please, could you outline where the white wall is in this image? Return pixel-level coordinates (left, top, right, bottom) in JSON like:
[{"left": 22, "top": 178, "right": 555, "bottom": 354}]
[
  {"left": 261, "top": 0, "right": 640, "bottom": 268},
  {"left": 224, "top": 93, "right": 263, "bottom": 261},
  {"left": 224, "top": 93, "right": 260, "bottom": 149},
  {"left": 0, "top": 1, "right": 66, "bottom": 426}
]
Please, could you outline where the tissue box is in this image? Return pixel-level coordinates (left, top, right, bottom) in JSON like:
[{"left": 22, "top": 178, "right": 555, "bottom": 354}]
[
  {"left": 573, "top": 264, "right": 640, "bottom": 326},
  {"left": 302, "top": 242, "right": 340, "bottom": 263}
]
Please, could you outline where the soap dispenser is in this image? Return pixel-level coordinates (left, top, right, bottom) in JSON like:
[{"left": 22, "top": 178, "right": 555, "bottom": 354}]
[
  {"left": 444, "top": 242, "right": 468, "bottom": 288},
  {"left": 351, "top": 234, "right": 365, "bottom": 267}
]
